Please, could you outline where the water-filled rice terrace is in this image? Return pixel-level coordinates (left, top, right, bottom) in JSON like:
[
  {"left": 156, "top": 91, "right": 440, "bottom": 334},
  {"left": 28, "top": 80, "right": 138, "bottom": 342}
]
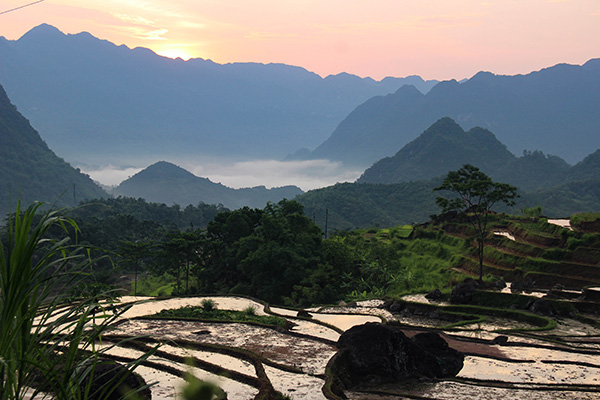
[{"left": 96, "top": 216, "right": 599, "bottom": 399}]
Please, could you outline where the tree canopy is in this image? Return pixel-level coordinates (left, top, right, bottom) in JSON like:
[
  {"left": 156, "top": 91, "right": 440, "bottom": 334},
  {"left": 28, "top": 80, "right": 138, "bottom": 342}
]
[{"left": 434, "top": 164, "right": 518, "bottom": 281}]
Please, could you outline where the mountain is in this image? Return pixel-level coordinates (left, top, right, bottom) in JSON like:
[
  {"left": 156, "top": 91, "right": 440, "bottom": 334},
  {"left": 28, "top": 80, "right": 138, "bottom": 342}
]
[
  {"left": 0, "top": 83, "right": 106, "bottom": 218},
  {"left": 309, "top": 59, "right": 600, "bottom": 167},
  {"left": 0, "top": 24, "right": 438, "bottom": 165},
  {"left": 298, "top": 117, "right": 600, "bottom": 231},
  {"left": 357, "top": 117, "right": 576, "bottom": 192},
  {"left": 112, "top": 161, "right": 303, "bottom": 210},
  {"left": 357, "top": 117, "right": 515, "bottom": 184}
]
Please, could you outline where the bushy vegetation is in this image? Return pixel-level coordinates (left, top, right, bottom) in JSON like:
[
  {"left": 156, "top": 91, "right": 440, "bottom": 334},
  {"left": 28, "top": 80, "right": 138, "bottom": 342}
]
[
  {"left": 152, "top": 305, "right": 288, "bottom": 328},
  {"left": 0, "top": 202, "right": 154, "bottom": 399}
]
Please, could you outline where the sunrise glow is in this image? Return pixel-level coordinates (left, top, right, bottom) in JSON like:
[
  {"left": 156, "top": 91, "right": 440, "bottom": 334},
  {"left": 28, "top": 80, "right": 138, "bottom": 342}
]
[{"left": 1, "top": 0, "right": 598, "bottom": 80}]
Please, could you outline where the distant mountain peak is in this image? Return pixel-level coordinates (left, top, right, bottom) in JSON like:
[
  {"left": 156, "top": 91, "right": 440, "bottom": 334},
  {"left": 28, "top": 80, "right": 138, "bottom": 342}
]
[
  {"left": 114, "top": 161, "right": 303, "bottom": 209},
  {"left": 422, "top": 117, "right": 463, "bottom": 135},
  {"left": 357, "top": 117, "right": 514, "bottom": 184},
  {"left": 134, "top": 161, "right": 198, "bottom": 180},
  {"left": 583, "top": 58, "right": 600, "bottom": 71},
  {"left": 18, "top": 23, "right": 65, "bottom": 42}
]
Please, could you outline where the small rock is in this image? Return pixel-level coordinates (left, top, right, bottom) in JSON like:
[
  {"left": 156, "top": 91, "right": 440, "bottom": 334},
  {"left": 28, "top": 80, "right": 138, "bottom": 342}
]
[
  {"left": 494, "top": 279, "right": 507, "bottom": 289},
  {"left": 297, "top": 309, "right": 312, "bottom": 318},
  {"left": 491, "top": 335, "right": 508, "bottom": 345},
  {"left": 389, "top": 301, "right": 405, "bottom": 313},
  {"left": 425, "top": 289, "right": 442, "bottom": 301},
  {"left": 528, "top": 299, "right": 554, "bottom": 316},
  {"left": 450, "top": 279, "right": 480, "bottom": 304}
]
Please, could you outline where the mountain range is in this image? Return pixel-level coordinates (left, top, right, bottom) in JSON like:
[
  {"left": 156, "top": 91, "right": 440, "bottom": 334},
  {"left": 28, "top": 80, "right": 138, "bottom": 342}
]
[
  {"left": 0, "top": 83, "right": 106, "bottom": 218},
  {"left": 0, "top": 24, "right": 437, "bottom": 165},
  {"left": 307, "top": 59, "right": 600, "bottom": 167},
  {"left": 112, "top": 161, "right": 303, "bottom": 210},
  {"left": 357, "top": 117, "right": 592, "bottom": 192},
  {"left": 297, "top": 118, "right": 600, "bottom": 230}
]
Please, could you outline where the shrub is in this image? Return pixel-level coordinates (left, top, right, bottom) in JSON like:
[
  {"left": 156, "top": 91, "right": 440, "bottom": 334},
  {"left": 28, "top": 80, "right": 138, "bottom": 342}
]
[{"left": 201, "top": 298, "right": 217, "bottom": 312}]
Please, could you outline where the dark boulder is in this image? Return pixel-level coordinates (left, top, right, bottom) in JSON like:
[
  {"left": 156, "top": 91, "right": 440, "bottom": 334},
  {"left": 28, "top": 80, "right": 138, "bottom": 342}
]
[
  {"left": 425, "top": 289, "right": 442, "bottom": 301},
  {"left": 450, "top": 279, "right": 480, "bottom": 304},
  {"left": 387, "top": 301, "right": 406, "bottom": 313},
  {"left": 297, "top": 309, "right": 313, "bottom": 318},
  {"left": 491, "top": 335, "right": 509, "bottom": 345},
  {"left": 493, "top": 279, "right": 507, "bottom": 290},
  {"left": 80, "top": 361, "right": 151, "bottom": 400},
  {"left": 527, "top": 298, "right": 554, "bottom": 316},
  {"left": 411, "top": 332, "right": 464, "bottom": 378},
  {"left": 333, "top": 323, "right": 464, "bottom": 388}
]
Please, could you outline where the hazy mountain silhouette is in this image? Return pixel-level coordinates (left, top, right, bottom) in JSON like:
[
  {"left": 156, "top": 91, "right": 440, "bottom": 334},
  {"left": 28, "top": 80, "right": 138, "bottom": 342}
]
[
  {"left": 309, "top": 59, "right": 600, "bottom": 167},
  {"left": 0, "top": 83, "right": 106, "bottom": 217},
  {"left": 112, "top": 161, "right": 303, "bottom": 209},
  {"left": 0, "top": 24, "right": 438, "bottom": 164},
  {"left": 357, "top": 117, "right": 598, "bottom": 193},
  {"left": 357, "top": 117, "right": 515, "bottom": 184}
]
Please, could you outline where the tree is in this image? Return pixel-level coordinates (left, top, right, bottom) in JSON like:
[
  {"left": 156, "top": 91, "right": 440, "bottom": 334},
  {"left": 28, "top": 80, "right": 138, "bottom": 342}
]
[
  {"left": 119, "top": 240, "right": 152, "bottom": 295},
  {"left": 434, "top": 164, "right": 518, "bottom": 281}
]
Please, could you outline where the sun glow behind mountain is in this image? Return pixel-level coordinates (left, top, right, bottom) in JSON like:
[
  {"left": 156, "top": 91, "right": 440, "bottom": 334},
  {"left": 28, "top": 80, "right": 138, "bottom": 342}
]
[
  {"left": 2, "top": 0, "right": 598, "bottom": 80},
  {"left": 155, "top": 45, "right": 194, "bottom": 61}
]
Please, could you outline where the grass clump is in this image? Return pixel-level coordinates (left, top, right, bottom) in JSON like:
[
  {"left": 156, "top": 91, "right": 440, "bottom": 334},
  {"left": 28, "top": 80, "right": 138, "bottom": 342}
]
[
  {"left": 201, "top": 298, "right": 217, "bottom": 312},
  {"left": 571, "top": 212, "right": 600, "bottom": 226},
  {"left": 152, "top": 305, "right": 288, "bottom": 328}
]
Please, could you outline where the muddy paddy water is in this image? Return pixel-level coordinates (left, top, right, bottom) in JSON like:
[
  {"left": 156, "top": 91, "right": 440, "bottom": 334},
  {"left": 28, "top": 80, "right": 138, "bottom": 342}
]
[{"left": 104, "top": 296, "right": 600, "bottom": 399}]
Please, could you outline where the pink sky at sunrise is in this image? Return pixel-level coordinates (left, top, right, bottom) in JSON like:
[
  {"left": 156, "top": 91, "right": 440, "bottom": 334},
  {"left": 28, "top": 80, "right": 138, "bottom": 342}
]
[{"left": 1, "top": 0, "right": 598, "bottom": 81}]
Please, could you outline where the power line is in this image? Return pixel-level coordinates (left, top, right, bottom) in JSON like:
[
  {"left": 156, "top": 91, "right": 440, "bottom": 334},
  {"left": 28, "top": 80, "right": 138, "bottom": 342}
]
[{"left": 0, "top": 0, "right": 46, "bottom": 16}]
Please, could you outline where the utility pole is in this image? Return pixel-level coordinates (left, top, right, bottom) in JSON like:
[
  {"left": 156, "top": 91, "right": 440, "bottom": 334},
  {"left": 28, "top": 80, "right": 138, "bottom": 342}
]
[{"left": 324, "top": 208, "right": 329, "bottom": 239}]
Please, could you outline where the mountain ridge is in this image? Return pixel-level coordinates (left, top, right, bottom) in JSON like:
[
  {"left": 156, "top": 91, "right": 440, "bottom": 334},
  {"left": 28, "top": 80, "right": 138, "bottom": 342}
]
[
  {"left": 0, "top": 24, "right": 438, "bottom": 165},
  {"left": 308, "top": 58, "right": 600, "bottom": 166},
  {"left": 358, "top": 117, "right": 598, "bottom": 192}
]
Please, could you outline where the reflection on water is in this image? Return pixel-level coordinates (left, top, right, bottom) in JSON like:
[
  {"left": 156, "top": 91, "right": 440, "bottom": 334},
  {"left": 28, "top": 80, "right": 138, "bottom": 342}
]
[{"left": 99, "top": 295, "right": 600, "bottom": 400}]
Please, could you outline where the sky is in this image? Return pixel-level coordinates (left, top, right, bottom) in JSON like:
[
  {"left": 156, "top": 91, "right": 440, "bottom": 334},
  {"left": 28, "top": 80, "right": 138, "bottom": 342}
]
[{"left": 1, "top": 0, "right": 599, "bottom": 81}]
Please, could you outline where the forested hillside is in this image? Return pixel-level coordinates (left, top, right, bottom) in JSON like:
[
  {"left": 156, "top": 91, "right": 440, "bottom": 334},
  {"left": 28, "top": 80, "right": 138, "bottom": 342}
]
[
  {"left": 0, "top": 84, "right": 106, "bottom": 218},
  {"left": 298, "top": 119, "right": 600, "bottom": 231}
]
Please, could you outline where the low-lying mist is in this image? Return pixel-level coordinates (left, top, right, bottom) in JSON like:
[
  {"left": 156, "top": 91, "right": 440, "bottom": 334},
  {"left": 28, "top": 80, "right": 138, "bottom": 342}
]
[{"left": 79, "top": 158, "right": 363, "bottom": 192}]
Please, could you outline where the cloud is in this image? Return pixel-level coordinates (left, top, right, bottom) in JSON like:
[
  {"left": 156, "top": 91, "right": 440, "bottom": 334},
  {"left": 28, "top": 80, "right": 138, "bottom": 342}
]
[
  {"left": 78, "top": 159, "right": 362, "bottom": 192},
  {"left": 112, "top": 13, "right": 155, "bottom": 26},
  {"left": 139, "top": 28, "right": 168, "bottom": 40},
  {"left": 183, "top": 159, "right": 362, "bottom": 191},
  {"left": 80, "top": 165, "right": 144, "bottom": 187}
]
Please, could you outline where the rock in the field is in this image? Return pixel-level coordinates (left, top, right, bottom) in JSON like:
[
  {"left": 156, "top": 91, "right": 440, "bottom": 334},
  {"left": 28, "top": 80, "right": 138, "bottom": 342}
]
[
  {"left": 411, "top": 332, "right": 464, "bottom": 378},
  {"left": 425, "top": 289, "right": 442, "bottom": 301},
  {"left": 297, "top": 309, "right": 313, "bottom": 318},
  {"left": 81, "top": 361, "right": 151, "bottom": 400},
  {"left": 494, "top": 279, "right": 507, "bottom": 290},
  {"left": 450, "top": 279, "right": 480, "bottom": 304},
  {"left": 387, "top": 301, "right": 405, "bottom": 313},
  {"left": 491, "top": 335, "right": 509, "bottom": 345},
  {"left": 527, "top": 298, "right": 554, "bottom": 316},
  {"left": 332, "top": 323, "right": 464, "bottom": 388}
]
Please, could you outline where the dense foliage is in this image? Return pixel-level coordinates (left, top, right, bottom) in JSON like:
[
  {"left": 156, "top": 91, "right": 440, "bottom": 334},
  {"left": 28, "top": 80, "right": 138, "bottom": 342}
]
[{"left": 0, "top": 202, "right": 152, "bottom": 400}]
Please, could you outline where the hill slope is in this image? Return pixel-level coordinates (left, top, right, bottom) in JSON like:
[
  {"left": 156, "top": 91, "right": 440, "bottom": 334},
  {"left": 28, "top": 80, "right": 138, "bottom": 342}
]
[
  {"left": 0, "top": 24, "right": 437, "bottom": 164},
  {"left": 358, "top": 118, "right": 577, "bottom": 192},
  {"left": 112, "top": 161, "right": 303, "bottom": 210},
  {"left": 357, "top": 117, "right": 516, "bottom": 184},
  {"left": 310, "top": 59, "right": 600, "bottom": 167},
  {"left": 0, "top": 84, "right": 106, "bottom": 217}
]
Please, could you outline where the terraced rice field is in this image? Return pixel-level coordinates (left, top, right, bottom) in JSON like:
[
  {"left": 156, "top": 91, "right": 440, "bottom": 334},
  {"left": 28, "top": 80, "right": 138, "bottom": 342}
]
[{"left": 96, "top": 294, "right": 600, "bottom": 399}]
